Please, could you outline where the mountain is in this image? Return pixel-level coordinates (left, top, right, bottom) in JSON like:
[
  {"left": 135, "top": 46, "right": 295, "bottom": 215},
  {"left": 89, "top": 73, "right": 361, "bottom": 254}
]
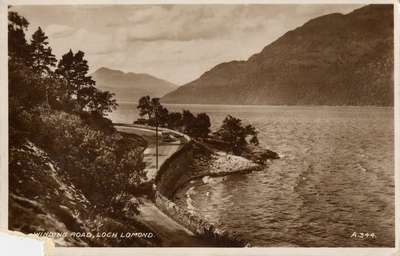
[
  {"left": 92, "top": 67, "right": 178, "bottom": 103},
  {"left": 162, "top": 5, "right": 394, "bottom": 106}
]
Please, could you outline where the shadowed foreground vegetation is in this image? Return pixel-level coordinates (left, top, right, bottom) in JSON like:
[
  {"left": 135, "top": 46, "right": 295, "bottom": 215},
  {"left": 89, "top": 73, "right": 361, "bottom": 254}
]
[{"left": 8, "top": 9, "right": 157, "bottom": 246}]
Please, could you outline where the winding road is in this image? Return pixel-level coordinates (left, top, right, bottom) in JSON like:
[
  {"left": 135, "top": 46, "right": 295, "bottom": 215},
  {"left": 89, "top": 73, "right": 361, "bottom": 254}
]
[
  {"left": 115, "top": 124, "right": 208, "bottom": 246},
  {"left": 116, "top": 124, "right": 183, "bottom": 181}
]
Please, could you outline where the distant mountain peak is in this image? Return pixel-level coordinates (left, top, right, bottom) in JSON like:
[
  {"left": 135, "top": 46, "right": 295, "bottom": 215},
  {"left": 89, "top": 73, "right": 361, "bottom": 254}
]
[
  {"left": 92, "top": 67, "right": 178, "bottom": 104},
  {"left": 95, "top": 66, "right": 123, "bottom": 74}
]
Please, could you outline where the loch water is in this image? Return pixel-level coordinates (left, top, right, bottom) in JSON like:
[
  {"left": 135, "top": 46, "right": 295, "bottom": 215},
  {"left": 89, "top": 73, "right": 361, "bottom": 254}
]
[{"left": 110, "top": 104, "right": 395, "bottom": 247}]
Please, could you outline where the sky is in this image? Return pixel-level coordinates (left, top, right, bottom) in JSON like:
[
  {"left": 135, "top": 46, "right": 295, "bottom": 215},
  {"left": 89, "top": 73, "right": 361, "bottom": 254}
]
[{"left": 12, "top": 4, "right": 363, "bottom": 85}]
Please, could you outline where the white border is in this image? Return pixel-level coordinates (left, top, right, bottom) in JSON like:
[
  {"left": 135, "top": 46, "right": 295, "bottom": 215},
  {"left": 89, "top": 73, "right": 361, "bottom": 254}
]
[
  {"left": 394, "top": 0, "right": 399, "bottom": 252},
  {"left": 1, "top": 0, "right": 398, "bottom": 256},
  {"left": 0, "top": 0, "right": 9, "bottom": 235},
  {"left": 3, "top": 0, "right": 398, "bottom": 5}
]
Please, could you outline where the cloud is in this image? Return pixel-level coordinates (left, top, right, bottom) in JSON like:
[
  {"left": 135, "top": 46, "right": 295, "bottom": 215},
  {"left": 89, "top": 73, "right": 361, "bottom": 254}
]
[
  {"left": 47, "top": 27, "right": 128, "bottom": 58},
  {"left": 13, "top": 4, "right": 364, "bottom": 84},
  {"left": 123, "top": 5, "right": 350, "bottom": 43},
  {"left": 125, "top": 5, "right": 235, "bottom": 42},
  {"left": 45, "top": 24, "right": 75, "bottom": 38}
]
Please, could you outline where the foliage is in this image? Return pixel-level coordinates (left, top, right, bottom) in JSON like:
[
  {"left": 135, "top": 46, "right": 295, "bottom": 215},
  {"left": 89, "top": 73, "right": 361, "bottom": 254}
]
[
  {"left": 9, "top": 10, "right": 118, "bottom": 140},
  {"left": 137, "top": 96, "right": 169, "bottom": 126},
  {"left": 137, "top": 96, "right": 153, "bottom": 119},
  {"left": 8, "top": 11, "right": 30, "bottom": 64},
  {"left": 181, "top": 110, "right": 195, "bottom": 130},
  {"left": 9, "top": 9, "right": 117, "bottom": 119},
  {"left": 32, "top": 111, "right": 145, "bottom": 214},
  {"left": 8, "top": 10, "right": 142, "bottom": 216},
  {"left": 182, "top": 111, "right": 211, "bottom": 138},
  {"left": 166, "top": 112, "right": 183, "bottom": 129},
  {"left": 216, "top": 115, "right": 259, "bottom": 154},
  {"left": 136, "top": 97, "right": 211, "bottom": 138},
  {"left": 55, "top": 50, "right": 117, "bottom": 114},
  {"left": 30, "top": 27, "right": 57, "bottom": 75}
]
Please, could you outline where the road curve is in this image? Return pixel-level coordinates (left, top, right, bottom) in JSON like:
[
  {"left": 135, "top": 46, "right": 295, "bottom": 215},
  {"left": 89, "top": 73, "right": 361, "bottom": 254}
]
[
  {"left": 115, "top": 124, "right": 208, "bottom": 246},
  {"left": 115, "top": 124, "right": 185, "bottom": 181}
]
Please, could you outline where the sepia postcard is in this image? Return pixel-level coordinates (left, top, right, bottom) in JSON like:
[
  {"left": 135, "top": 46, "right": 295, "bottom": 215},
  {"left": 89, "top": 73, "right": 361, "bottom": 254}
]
[{"left": 1, "top": 0, "right": 399, "bottom": 255}]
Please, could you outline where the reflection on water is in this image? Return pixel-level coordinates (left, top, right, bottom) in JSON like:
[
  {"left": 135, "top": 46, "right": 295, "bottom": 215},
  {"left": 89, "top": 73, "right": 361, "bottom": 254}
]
[{"left": 111, "top": 104, "right": 395, "bottom": 247}]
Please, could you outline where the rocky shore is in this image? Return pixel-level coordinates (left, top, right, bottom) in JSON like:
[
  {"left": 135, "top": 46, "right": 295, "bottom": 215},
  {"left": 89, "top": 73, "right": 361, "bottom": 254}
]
[
  {"left": 195, "top": 151, "right": 259, "bottom": 176},
  {"left": 153, "top": 132, "right": 279, "bottom": 246}
]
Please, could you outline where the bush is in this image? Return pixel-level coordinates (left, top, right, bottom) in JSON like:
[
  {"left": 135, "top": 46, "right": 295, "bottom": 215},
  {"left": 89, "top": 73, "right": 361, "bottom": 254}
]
[
  {"left": 32, "top": 110, "right": 146, "bottom": 214},
  {"left": 216, "top": 115, "right": 259, "bottom": 155}
]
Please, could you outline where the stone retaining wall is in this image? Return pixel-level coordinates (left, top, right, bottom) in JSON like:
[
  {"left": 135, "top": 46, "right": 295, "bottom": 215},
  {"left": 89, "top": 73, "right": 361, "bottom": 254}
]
[
  {"left": 154, "top": 140, "right": 194, "bottom": 197},
  {"left": 154, "top": 139, "right": 249, "bottom": 247},
  {"left": 115, "top": 123, "right": 251, "bottom": 246}
]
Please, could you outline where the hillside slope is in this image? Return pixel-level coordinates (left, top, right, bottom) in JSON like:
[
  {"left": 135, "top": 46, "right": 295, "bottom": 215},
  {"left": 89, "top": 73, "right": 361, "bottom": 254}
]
[
  {"left": 162, "top": 5, "right": 393, "bottom": 106},
  {"left": 92, "top": 67, "right": 178, "bottom": 103},
  {"left": 9, "top": 140, "right": 158, "bottom": 247},
  {"left": 9, "top": 141, "right": 91, "bottom": 246}
]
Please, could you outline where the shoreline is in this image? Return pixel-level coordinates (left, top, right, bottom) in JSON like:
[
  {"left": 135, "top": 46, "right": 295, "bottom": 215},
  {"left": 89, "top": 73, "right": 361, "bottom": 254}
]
[
  {"left": 116, "top": 123, "right": 261, "bottom": 246},
  {"left": 114, "top": 102, "right": 395, "bottom": 109},
  {"left": 116, "top": 122, "right": 280, "bottom": 246},
  {"left": 117, "top": 124, "right": 272, "bottom": 246}
]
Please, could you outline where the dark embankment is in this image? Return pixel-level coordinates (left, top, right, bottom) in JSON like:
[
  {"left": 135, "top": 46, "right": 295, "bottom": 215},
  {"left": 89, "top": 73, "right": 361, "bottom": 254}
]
[{"left": 154, "top": 139, "right": 261, "bottom": 246}]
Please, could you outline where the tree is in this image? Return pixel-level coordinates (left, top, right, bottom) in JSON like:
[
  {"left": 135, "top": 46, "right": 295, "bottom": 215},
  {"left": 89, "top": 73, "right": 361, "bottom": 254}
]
[
  {"left": 8, "top": 10, "right": 35, "bottom": 104},
  {"left": 8, "top": 11, "right": 31, "bottom": 64},
  {"left": 56, "top": 50, "right": 96, "bottom": 111},
  {"left": 9, "top": 9, "right": 52, "bottom": 147},
  {"left": 73, "top": 50, "right": 97, "bottom": 110},
  {"left": 152, "top": 98, "right": 169, "bottom": 127},
  {"left": 181, "top": 110, "right": 211, "bottom": 138},
  {"left": 192, "top": 112, "right": 211, "bottom": 138},
  {"left": 55, "top": 49, "right": 75, "bottom": 99},
  {"left": 86, "top": 89, "right": 118, "bottom": 116},
  {"left": 30, "top": 27, "right": 57, "bottom": 108},
  {"left": 137, "top": 96, "right": 153, "bottom": 120},
  {"left": 166, "top": 112, "right": 183, "bottom": 130},
  {"left": 55, "top": 49, "right": 115, "bottom": 116},
  {"left": 9, "top": 10, "right": 46, "bottom": 144},
  {"left": 30, "top": 27, "right": 56, "bottom": 75},
  {"left": 136, "top": 96, "right": 169, "bottom": 126},
  {"left": 217, "top": 115, "right": 259, "bottom": 154},
  {"left": 182, "top": 110, "right": 195, "bottom": 129}
]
